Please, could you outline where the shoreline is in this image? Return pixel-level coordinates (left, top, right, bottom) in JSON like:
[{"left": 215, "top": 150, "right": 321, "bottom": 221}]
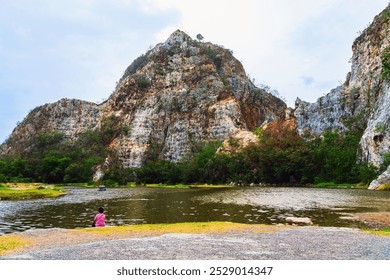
[
  {"left": 60, "top": 182, "right": 370, "bottom": 190},
  {"left": 1, "top": 222, "right": 389, "bottom": 260}
]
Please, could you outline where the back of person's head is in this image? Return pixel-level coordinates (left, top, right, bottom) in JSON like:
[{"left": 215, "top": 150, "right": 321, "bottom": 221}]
[{"left": 99, "top": 207, "right": 104, "bottom": 213}]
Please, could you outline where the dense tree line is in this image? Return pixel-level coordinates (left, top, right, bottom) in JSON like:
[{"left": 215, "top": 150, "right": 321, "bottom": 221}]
[
  {"left": 0, "top": 130, "right": 107, "bottom": 184},
  {"left": 102, "top": 124, "right": 382, "bottom": 186},
  {"left": 0, "top": 124, "right": 385, "bottom": 186}
]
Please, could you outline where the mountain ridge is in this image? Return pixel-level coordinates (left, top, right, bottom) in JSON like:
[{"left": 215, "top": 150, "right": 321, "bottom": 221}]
[
  {"left": 1, "top": 5, "right": 389, "bottom": 188},
  {"left": 0, "top": 30, "right": 286, "bottom": 173}
]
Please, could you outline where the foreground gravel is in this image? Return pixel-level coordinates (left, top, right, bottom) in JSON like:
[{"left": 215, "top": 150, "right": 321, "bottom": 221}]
[{"left": 2, "top": 227, "right": 390, "bottom": 260}]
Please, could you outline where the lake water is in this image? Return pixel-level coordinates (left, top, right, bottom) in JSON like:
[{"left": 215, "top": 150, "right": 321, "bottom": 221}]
[{"left": 1, "top": 186, "right": 390, "bottom": 235}]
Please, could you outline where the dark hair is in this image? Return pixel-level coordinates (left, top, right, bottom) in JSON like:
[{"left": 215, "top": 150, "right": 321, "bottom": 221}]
[{"left": 98, "top": 207, "right": 104, "bottom": 213}]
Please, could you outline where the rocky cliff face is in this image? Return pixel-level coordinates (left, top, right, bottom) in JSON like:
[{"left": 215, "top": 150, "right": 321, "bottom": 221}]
[
  {"left": 294, "top": 86, "right": 347, "bottom": 136},
  {"left": 0, "top": 98, "right": 102, "bottom": 156},
  {"left": 103, "top": 30, "right": 286, "bottom": 167},
  {"left": 0, "top": 30, "right": 286, "bottom": 169},
  {"left": 293, "top": 6, "right": 390, "bottom": 189},
  {"left": 294, "top": 6, "right": 390, "bottom": 178}
]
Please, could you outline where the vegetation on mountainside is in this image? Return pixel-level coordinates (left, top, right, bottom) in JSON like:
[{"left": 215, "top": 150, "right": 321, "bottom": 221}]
[
  {"left": 122, "top": 127, "right": 376, "bottom": 186},
  {"left": 0, "top": 117, "right": 382, "bottom": 187},
  {"left": 120, "top": 51, "right": 151, "bottom": 81},
  {"left": 0, "top": 121, "right": 379, "bottom": 186},
  {"left": 382, "top": 47, "right": 390, "bottom": 82},
  {"left": 202, "top": 46, "right": 223, "bottom": 70}
]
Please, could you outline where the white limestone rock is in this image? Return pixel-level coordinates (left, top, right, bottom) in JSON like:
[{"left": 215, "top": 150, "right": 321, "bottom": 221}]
[
  {"left": 294, "top": 86, "right": 349, "bottom": 136},
  {"left": 359, "top": 85, "right": 390, "bottom": 166},
  {"left": 294, "top": 6, "right": 390, "bottom": 175},
  {"left": 369, "top": 165, "right": 390, "bottom": 190}
]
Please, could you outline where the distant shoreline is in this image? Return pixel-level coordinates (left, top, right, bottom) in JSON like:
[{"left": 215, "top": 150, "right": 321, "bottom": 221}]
[{"left": 0, "top": 183, "right": 66, "bottom": 200}]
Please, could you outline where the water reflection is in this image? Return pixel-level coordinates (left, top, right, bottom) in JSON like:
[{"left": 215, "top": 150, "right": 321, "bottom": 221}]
[{"left": 0, "top": 186, "right": 389, "bottom": 235}]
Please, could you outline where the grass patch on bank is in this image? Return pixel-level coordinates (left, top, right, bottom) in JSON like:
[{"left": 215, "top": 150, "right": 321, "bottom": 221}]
[
  {"left": 145, "top": 184, "right": 231, "bottom": 189},
  {"left": 0, "top": 184, "right": 66, "bottom": 200},
  {"left": 314, "top": 182, "right": 367, "bottom": 189},
  {"left": 123, "top": 183, "right": 232, "bottom": 189},
  {"left": 55, "top": 182, "right": 96, "bottom": 188},
  {"left": 378, "top": 183, "right": 390, "bottom": 191},
  {"left": 50, "top": 182, "right": 233, "bottom": 189},
  {"left": 366, "top": 227, "right": 390, "bottom": 237},
  {"left": 0, "top": 235, "right": 31, "bottom": 256},
  {"left": 77, "top": 222, "right": 284, "bottom": 235},
  {"left": 145, "top": 183, "right": 191, "bottom": 189},
  {"left": 189, "top": 184, "right": 232, "bottom": 188}
]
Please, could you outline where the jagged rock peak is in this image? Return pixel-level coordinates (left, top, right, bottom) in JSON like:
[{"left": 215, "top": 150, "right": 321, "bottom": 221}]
[
  {"left": 106, "top": 30, "right": 287, "bottom": 167},
  {"left": 162, "top": 29, "right": 193, "bottom": 48},
  {"left": 353, "top": 4, "right": 390, "bottom": 47}
]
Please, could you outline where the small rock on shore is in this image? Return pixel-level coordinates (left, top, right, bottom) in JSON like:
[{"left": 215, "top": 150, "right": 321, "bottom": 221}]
[{"left": 286, "top": 217, "right": 313, "bottom": 225}]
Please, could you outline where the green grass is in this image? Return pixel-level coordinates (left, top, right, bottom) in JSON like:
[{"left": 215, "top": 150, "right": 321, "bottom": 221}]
[
  {"left": 366, "top": 227, "right": 390, "bottom": 237},
  {"left": 0, "top": 235, "right": 30, "bottom": 256},
  {"left": 378, "top": 183, "right": 390, "bottom": 191},
  {"left": 0, "top": 222, "right": 287, "bottom": 256},
  {"left": 55, "top": 182, "right": 233, "bottom": 189},
  {"left": 142, "top": 183, "right": 232, "bottom": 189},
  {"left": 189, "top": 184, "right": 232, "bottom": 188},
  {"left": 314, "top": 182, "right": 366, "bottom": 189},
  {"left": 77, "top": 221, "right": 283, "bottom": 235},
  {"left": 0, "top": 185, "right": 66, "bottom": 200},
  {"left": 55, "top": 182, "right": 96, "bottom": 187},
  {"left": 145, "top": 183, "right": 191, "bottom": 189}
]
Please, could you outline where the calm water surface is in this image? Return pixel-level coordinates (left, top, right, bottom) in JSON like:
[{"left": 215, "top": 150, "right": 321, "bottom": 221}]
[{"left": 1, "top": 186, "right": 389, "bottom": 235}]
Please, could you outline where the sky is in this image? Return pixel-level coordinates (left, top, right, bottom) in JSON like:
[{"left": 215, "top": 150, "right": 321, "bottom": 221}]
[{"left": 0, "top": 0, "right": 389, "bottom": 144}]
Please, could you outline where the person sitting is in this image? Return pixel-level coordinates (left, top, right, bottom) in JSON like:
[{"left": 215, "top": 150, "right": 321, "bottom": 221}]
[{"left": 93, "top": 207, "right": 106, "bottom": 227}]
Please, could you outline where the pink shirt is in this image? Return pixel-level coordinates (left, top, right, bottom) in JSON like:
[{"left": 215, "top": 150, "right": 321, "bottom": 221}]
[{"left": 94, "top": 213, "right": 106, "bottom": 227}]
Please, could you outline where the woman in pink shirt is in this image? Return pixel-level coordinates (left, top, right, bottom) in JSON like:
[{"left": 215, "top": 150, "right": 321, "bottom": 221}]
[{"left": 93, "top": 207, "right": 106, "bottom": 227}]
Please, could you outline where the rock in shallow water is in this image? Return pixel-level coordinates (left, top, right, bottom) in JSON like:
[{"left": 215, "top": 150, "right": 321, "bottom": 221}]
[{"left": 286, "top": 217, "right": 313, "bottom": 225}]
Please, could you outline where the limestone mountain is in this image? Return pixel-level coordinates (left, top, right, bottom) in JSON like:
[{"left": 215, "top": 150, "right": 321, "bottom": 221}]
[
  {"left": 0, "top": 30, "right": 286, "bottom": 172},
  {"left": 293, "top": 5, "right": 390, "bottom": 189},
  {"left": 0, "top": 99, "right": 102, "bottom": 156}
]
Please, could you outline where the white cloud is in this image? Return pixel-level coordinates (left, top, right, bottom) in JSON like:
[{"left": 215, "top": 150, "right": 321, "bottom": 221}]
[
  {"left": 0, "top": 0, "right": 179, "bottom": 142},
  {"left": 150, "top": 0, "right": 388, "bottom": 106}
]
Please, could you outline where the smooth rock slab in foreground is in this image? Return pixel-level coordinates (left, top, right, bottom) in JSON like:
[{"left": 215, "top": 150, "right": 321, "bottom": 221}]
[{"left": 2, "top": 227, "right": 389, "bottom": 260}]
